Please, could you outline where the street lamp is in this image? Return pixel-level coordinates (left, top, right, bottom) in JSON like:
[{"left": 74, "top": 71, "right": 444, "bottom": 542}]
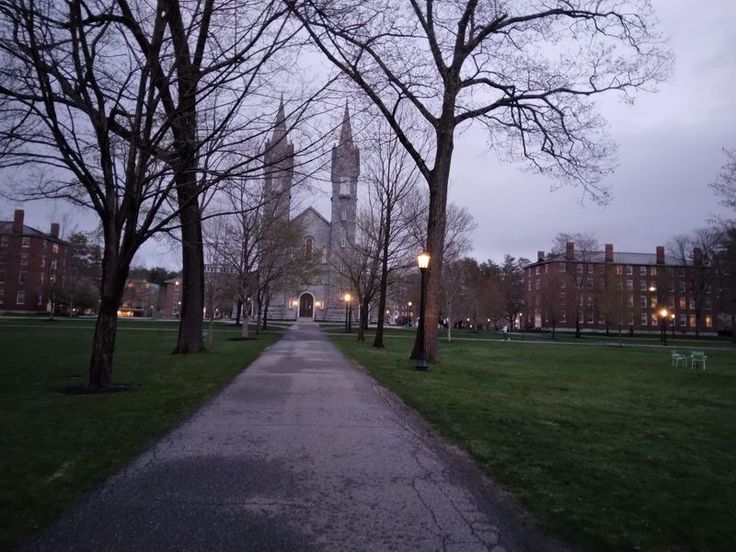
[
  {"left": 671, "top": 312, "right": 676, "bottom": 338},
  {"left": 415, "top": 251, "right": 430, "bottom": 371},
  {"left": 659, "top": 307, "right": 669, "bottom": 345},
  {"left": 344, "top": 292, "right": 352, "bottom": 332}
]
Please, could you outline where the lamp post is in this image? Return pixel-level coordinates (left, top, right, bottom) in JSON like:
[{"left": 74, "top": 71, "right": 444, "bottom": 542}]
[
  {"left": 416, "top": 251, "right": 430, "bottom": 371},
  {"left": 659, "top": 307, "right": 669, "bottom": 345},
  {"left": 344, "top": 293, "right": 352, "bottom": 332},
  {"left": 671, "top": 313, "right": 676, "bottom": 338}
]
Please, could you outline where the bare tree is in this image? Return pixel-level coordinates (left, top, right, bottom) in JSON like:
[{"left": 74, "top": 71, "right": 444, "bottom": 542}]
[
  {"left": 551, "top": 232, "right": 599, "bottom": 337},
  {"left": 289, "top": 0, "right": 671, "bottom": 361},
  {"left": 361, "top": 120, "right": 419, "bottom": 348},
  {"left": 668, "top": 229, "right": 720, "bottom": 338},
  {"left": 599, "top": 264, "right": 631, "bottom": 345},
  {"left": 710, "top": 148, "right": 736, "bottom": 218},
  {"left": 537, "top": 268, "right": 566, "bottom": 339}
]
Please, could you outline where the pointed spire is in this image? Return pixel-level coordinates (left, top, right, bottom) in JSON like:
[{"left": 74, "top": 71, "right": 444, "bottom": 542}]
[
  {"left": 270, "top": 95, "right": 287, "bottom": 144},
  {"left": 338, "top": 102, "right": 353, "bottom": 147}
]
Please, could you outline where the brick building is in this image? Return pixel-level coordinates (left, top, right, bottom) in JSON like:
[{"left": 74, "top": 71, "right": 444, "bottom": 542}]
[
  {"left": 0, "top": 209, "right": 69, "bottom": 313},
  {"left": 524, "top": 242, "right": 715, "bottom": 335}
]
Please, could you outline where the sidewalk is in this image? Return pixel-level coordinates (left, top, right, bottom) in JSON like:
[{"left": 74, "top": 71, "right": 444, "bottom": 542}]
[{"left": 26, "top": 321, "right": 565, "bottom": 552}]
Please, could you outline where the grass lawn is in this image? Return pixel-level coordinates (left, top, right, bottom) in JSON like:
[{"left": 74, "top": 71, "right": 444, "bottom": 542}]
[
  {"left": 331, "top": 331, "right": 736, "bottom": 551},
  {"left": 0, "top": 317, "right": 281, "bottom": 550}
]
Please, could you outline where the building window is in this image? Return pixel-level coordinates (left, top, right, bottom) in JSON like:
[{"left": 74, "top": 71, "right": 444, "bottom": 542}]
[
  {"left": 689, "top": 315, "right": 696, "bottom": 328},
  {"left": 615, "top": 266, "right": 623, "bottom": 276},
  {"left": 51, "top": 259, "right": 57, "bottom": 271},
  {"left": 678, "top": 297, "right": 686, "bottom": 309},
  {"left": 52, "top": 243, "right": 59, "bottom": 254},
  {"left": 21, "top": 237, "right": 30, "bottom": 248},
  {"left": 40, "top": 273, "right": 44, "bottom": 285},
  {"left": 587, "top": 264, "right": 594, "bottom": 274},
  {"left": 16, "top": 290, "right": 25, "bottom": 305},
  {"left": 40, "top": 256, "right": 46, "bottom": 268},
  {"left": 651, "top": 313, "right": 658, "bottom": 326},
  {"left": 679, "top": 314, "right": 687, "bottom": 327},
  {"left": 576, "top": 264, "right": 583, "bottom": 274},
  {"left": 587, "top": 311, "right": 594, "bottom": 323},
  {"left": 689, "top": 299, "right": 695, "bottom": 311},
  {"left": 340, "top": 235, "right": 346, "bottom": 248},
  {"left": 304, "top": 237, "right": 314, "bottom": 258},
  {"left": 650, "top": 267, "right": 657, "bottom": 276},
  {"left": 640, "top": 313, "right": 648, "bottom": 326},
  {"left": 705, "top": 315, "right": 713, "bottom": 328},
  {"left": 640, "top": 296, "right": 647, "bottom": 309},
  {"left": 0, "top": 269, "right": 4, "bottom": 284},
  {"left": 627, "top": 294, "right": 634, "bottom": 307},
  {"left": 320, "top": 247, "right": 327, "bottom": 264},
  {"left": 626, "top": 279, "right": 633, "bottom": 290},
  {"left": 586, "top": 279, "right": 593, "bottom": 289},
  {"left": 20, "top": 253, "right": 28, "bottom": 266},
  {"left": 545, "top": 264, "right": 549, "bottom": 273},
  {"left": 640, "top": 280, "right": 647, "bottom": 291},
  {"left": 626, "top": 265, "right": 633, "bottom": 275},
  {"left": 639, "top": 266, "right": 647, "bottom": 275},
  {"left": 679, "top": 281, "right": 686, "bottom": 292},
  {"left": 339, "top": 177, "right": 350, "bottom": 197},
  {"left": 18, "top": 271, "right": 26, "bottom": 285},
  {"left": 341, "top": 209, "right": 347, "bottom": 221},
  {"left": 559, "top": 280, "right": 565, "bottom": 288},
  {"left": 559, "top": 264, "right": 566, "bottom": 272},
  {"left": 0, "top": 236, "right": 8, "bottom": 247},
  {"left": 0, "top": 289, "right": 4, "bottom": 304},
  {"left": 536, "top": 266, "right": 540, "bottom": 275}
]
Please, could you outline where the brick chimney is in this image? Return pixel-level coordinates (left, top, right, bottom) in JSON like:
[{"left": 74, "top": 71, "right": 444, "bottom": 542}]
[
  {"left": 565, "top": 241, "right": 575, "bottom": 261},
  {"left": 50, "top": 223, "right": 60, "bottom": 239},
  {"left": 693, "top": 247, "right": 703, "bottom": 265},
  {"left": 656, "top": 246, "right": 665, "bottom": 264},
  {"left": 12, "top": 209, "right": 24, "bottom": 233},
  {"left": 537, "top": 251, "right": 545, "bottom": 262},
  {"left": 605, "top": 243, "right": 614, "bottom": 262}
]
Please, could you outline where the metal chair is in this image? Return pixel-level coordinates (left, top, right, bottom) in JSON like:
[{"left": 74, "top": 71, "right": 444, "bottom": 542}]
[
  {"left": 671, "top": 350, "right": 686, "bottom": 367},
  {"left": 690, "top": 351, "right": 707, "bottom": 371}
]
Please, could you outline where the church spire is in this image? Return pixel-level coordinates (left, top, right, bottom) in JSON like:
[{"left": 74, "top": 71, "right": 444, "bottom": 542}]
[
  {"left": 338, "top": 102, "right": 353, "bottom": 146},
  {"left": 270, "top": 95, "right": 287, "bottom": 144}
]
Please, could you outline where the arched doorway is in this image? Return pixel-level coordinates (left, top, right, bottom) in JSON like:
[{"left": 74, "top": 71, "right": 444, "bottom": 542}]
[{"left": 299, "top": 293, "right": 314, "bottom": 318}]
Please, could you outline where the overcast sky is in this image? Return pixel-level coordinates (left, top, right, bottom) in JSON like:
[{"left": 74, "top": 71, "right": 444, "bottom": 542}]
[{"left": 5, "top": 0, "right": 735, "bottom": 269}]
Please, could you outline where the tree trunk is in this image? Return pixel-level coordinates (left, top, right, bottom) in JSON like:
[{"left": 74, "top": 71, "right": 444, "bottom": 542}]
[
  {"left": 552, "top": 322, "right": 556, "bottom": 339},
  {"left": 411, "top": 131, "right": 452, "bottom": 361},
  {"left": 357, "top": 298, "right": 370, "bottom": 342},
  {"left": 575, "top": 314, "right": 581, "bottom": 338},
  {"left": 88, "top": 246, "right": 128, "bottom": 390},
  {"left": 373, "top": 213, "right": 391, "bottom": 349},
  {"left": 235, "top": 298, "right": 242, "bottom": 326},
  {"left": 174, "top": 189, "right": 205, "bottom": 353},
  {"left": 262, "top": 292, "right": 270, "bottom": 330}
]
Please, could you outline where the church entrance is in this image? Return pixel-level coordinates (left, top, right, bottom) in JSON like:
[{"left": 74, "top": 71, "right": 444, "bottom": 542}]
[{"left": 298, "top": 293, "right": 314, "bottom": 318}]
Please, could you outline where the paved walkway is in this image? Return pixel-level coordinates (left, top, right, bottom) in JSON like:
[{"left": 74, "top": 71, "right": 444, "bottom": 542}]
[{"left": 26, "top": 321, "right": 565, "bottom": 552}]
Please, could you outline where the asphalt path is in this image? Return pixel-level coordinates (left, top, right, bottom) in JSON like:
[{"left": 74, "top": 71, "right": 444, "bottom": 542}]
[{"left": 25, "top": 320, "right": 566, "bottom": 552}]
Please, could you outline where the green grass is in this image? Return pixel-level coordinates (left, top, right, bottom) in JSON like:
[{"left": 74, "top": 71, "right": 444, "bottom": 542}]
[
  {"left": 0, "top": 317, "right": 281, "bottom": 550},
  {"left": 332, "top": 332, "right": 736, "bottom": 551}
]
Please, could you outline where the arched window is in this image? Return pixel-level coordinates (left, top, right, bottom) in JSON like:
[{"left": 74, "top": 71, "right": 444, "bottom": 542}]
[{"left": 305, "top": 237, "right": 314, "bottom": 258}]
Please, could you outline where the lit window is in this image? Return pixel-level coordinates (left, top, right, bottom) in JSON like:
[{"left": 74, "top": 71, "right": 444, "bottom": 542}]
[
  {"left": 651, "top": 314, "right": 658, "bottom": 326},
  {"left": 705, "top": 315, "right": 713, "bottom": 328},
  {"left": 689, "top": 315, "right": 696, "bottom": 328},
  {"left": 678, "top": 297, "right": 686, "bottom": 309},
  {"left": 16, "top": 290, "right": 25, "bottom": 305},
  {"left": 21, "top": 237, "right": 30, "bottom": 248}
]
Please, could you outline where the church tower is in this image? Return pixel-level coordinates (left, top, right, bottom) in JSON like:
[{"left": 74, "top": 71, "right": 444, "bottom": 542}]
[
  {"left": 263, "top": 99, "right": 294, "bottom": 220},
  {"left": 330, "top": 105, "right": 360, "bottom": 254}
]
